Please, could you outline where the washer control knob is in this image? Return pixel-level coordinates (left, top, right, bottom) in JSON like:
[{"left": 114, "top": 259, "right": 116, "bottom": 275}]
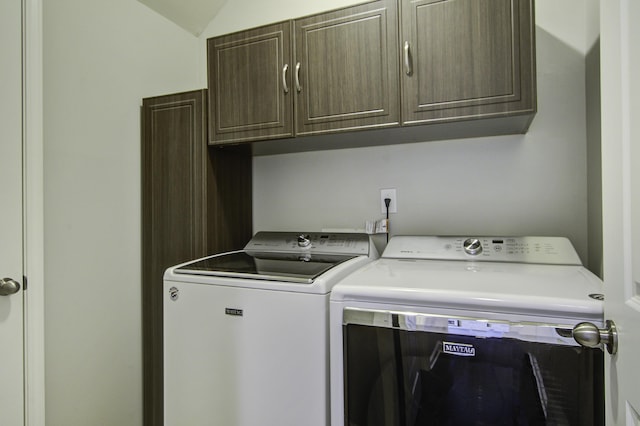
[
  {"left": 463, "top": 238, "right": 483, "bottom": 255},
  {"left": 297, "top": 234, "right": 311, "bottom": 247}
]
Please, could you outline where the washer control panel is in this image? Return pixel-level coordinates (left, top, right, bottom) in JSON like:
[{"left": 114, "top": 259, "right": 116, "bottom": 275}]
[
  {"left": 383, "top": 236, "right": 582, "bottom": 265},
  {"left": 244, "top": 231, "right": 372, "bottom": 256}
]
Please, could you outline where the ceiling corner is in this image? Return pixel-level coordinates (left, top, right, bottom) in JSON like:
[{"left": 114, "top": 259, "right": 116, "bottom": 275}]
[{"left": 138, "top": 0, "right": 227, "bottom": 36}]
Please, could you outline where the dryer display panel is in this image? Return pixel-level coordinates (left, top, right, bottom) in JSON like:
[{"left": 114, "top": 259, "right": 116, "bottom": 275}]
[{"left": 343, "top": 322, "right": 604, "bottom": 426}]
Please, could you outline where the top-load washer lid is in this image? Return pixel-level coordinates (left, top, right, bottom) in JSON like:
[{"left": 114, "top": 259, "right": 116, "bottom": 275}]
[
  {"left": 175, "top": 251, "right": 359, "bottom": 284},
  {"left": 175, "top": 231, "right": 373, "bottom": 284}
]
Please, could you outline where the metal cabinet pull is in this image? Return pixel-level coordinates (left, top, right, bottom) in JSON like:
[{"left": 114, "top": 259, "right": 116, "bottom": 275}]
[
  {"left": 282, "top": 64, "right": 289, "bottom": 94},
  {"left": 295, "top": 62, "right": 302, "bottom": 92},
  {"left": 572, "top": 320, "right": 618, "bottom": 355},
  {"left": 404, "top": 41, "right": 412, "bottom": 76}
]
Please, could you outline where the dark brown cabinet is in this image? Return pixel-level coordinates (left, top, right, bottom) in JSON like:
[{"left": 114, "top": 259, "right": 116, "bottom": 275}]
[
  {"left": 207, "top": 0, "right": 399, "bottom": 144},
  {"left": 208, "top": 22, "right": 293, "bottom": 144},
  {"left": 293, "top": 0, "right": 400, "bottom": 136},
  {"left": 400, "top": 0, "right": 536, "bottom": 129},
  {"left": 142, "top": 89, "right": 252, "bottom": 426},
  {"left": 207, "top": 0, "right": 536, "bottom": 148}
]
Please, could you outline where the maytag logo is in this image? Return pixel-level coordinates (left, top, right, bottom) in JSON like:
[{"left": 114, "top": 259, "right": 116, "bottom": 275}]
[
  {"left": 225, "top": 308, "right": 243, "bottom": 317},
  {"left": 443, "top": 341, "right": 476, "bottom": 357}
]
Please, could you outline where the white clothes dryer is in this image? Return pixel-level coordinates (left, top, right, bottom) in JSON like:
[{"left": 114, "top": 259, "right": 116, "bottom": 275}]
[
  {"left": 163, "top": 231, "right": 377, "bottom": 426},
  {"left": 330, "top": 236, "right": 604, "bottom": 426}
]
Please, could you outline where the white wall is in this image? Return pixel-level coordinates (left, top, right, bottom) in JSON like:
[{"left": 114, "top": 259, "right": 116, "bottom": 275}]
[
  {"left": 43, "top": 1, "right": 199, "bottom": 424},
  {"left": 585, "top": 0, "right": 603, "bottom": 278},
  {"left": 212, "top": 0, "right": 595, "bottom": 264}
]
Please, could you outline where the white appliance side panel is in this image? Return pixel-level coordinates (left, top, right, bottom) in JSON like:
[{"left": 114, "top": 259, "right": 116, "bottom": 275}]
[
  {"left": 164, "top": 281, "right": 329, "bottom": 426},
  {"left": 329, "top": 301, "right": 347, "bottom": 426}
]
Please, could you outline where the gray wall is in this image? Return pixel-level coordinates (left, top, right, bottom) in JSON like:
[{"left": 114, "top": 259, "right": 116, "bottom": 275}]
[
  {"left": 585, "top": 0, "right": 603, "bottom": 278},
  {"left": 43, "top": 0, "right": 199, "bottom": 424}
]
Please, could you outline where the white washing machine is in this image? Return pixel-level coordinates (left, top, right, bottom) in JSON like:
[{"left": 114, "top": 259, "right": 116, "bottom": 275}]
[
  {"left": 163, "top": 231, "right": 377, "bottom": 426},
  {"left": 330, "top": 236, "right": 605, "bottom": 426}
]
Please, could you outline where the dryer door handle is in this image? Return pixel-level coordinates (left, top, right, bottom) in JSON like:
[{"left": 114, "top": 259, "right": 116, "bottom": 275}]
[{"left": 572, "top": 320, "right": 618, "bottom": 355}]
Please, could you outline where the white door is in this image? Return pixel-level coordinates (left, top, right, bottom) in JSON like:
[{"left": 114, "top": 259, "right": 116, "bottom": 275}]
[
  {"left": 601, "top": 0, "right": 640, "bottom": 424},
  {"left": 0, "top": 0, "right": 26, "bottom": 424}
]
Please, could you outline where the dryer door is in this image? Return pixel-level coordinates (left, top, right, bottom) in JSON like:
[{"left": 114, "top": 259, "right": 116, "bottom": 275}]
[{"left": 342, "top": 309, "right": 603, "bottom": 426}]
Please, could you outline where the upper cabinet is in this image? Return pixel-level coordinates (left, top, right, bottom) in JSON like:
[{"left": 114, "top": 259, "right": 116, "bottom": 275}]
[
  {"left": 400, "top": 0, "right": 536, "bottom": 127},
  {"left": 207, "top": 0, "right": 536, "bottom": 147},
  {"left": 207, "top": 0, "right": 398, "bottom": 145},
  {"left": 294, "top": 0, "right": 400, "bottom": 136},
  {"left": 208, "top": 22, "right": 294, "bottom": 144}
]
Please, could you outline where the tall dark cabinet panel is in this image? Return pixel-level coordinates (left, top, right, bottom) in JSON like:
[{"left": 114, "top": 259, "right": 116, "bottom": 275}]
[
  {"left": 400, "top": 0, "right": 536, "bottom": 127},
  {"left": 142, "top": 89, "right": 252, "bottom": 426}
]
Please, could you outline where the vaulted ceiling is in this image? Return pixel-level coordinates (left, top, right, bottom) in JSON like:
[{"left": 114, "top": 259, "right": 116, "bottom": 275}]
[{"left": 138, "top": 0, "right": 227, "bottom": 36}]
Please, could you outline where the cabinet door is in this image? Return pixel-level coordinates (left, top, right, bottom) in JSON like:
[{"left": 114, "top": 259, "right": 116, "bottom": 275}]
[
  {"left": 401, "top": 0, "right": 536, "bottom": 125},
  {"left": 294, "top": 0, "right": 400, "bottom": 136},
  {"left": 142, "top": 90, "right": 209, "bottom": 426},
  {"left": 208, "top": 22, "right": 293, "bottom": 144}
]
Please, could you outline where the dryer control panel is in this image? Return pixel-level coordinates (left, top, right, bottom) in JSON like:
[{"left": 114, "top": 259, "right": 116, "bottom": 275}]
[{"left": 382, "top": 236, "right": 582, "bottom": 265}]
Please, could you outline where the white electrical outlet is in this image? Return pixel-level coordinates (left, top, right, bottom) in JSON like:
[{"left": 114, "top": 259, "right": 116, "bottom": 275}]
[{"left": 380, "top": 188, "right": 397, "bottom": 214}]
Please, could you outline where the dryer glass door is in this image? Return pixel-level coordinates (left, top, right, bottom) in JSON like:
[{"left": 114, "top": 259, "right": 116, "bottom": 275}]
[{"left": 343, "top": 309, "right": 604, "bottom": 426}]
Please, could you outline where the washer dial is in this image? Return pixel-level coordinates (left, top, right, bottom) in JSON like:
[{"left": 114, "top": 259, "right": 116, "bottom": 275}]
[{"left": 297, "top": 234, "right": 311, "bottom": 247}]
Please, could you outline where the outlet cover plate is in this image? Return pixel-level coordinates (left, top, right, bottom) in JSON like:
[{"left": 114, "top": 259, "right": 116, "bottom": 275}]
[{"left": 380, "top": 188, "right": 397, "bottom": 213}]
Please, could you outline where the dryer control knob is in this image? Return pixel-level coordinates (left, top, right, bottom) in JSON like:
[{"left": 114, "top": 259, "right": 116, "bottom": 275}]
[
  {"left": 297, "top": 234, "right": 311, "bottom": 247},
  {"left": 463, "top": 238, "right": 483, "bottom": 255}
]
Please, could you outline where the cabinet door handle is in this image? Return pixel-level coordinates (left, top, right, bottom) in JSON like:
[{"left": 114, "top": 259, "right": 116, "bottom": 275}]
[
  {"left": 404, "top": 41, "right": 412, "bottom": 76},
  {"left": 295, "top": 62, "right": 302, "bottom": 92},
  {"left": 282, "top": 64, "right": 289, "bottom": 93}
]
